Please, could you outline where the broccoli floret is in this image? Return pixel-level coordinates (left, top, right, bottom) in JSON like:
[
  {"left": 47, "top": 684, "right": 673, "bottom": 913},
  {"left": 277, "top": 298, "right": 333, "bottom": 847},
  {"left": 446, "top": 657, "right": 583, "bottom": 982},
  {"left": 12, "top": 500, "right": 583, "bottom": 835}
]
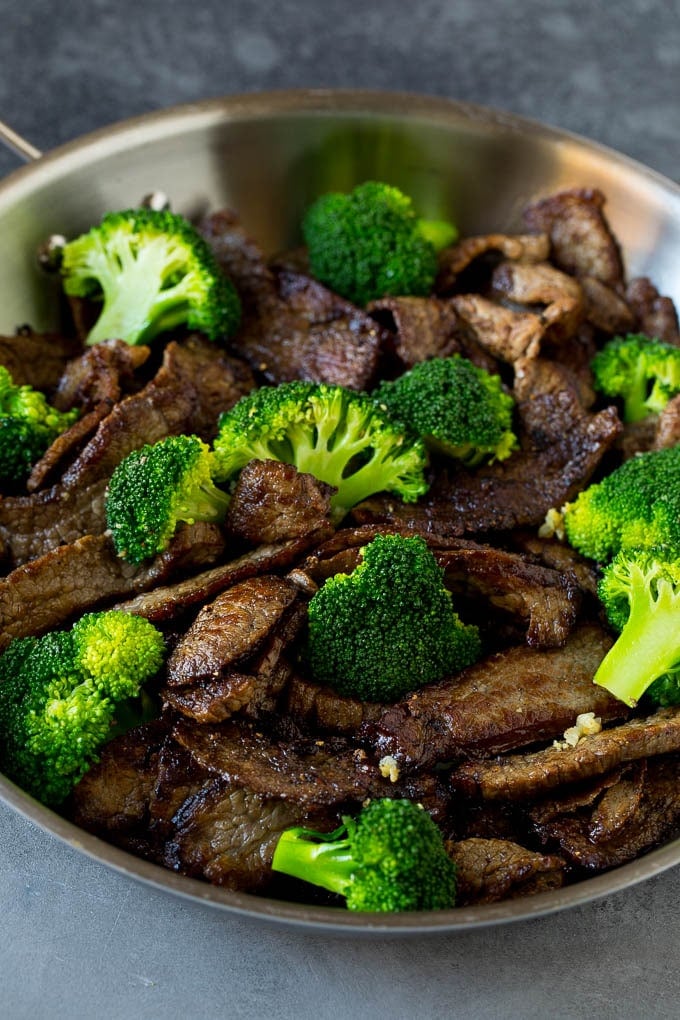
[
  {"left": 591, "top": 333, "right": 680, "bottom": 423},
  {"left": 60, "top": 208, "right": 241, "bottom": 346},
  {"left": 563, "top": 445, "right": 680, "bottom": 562},
  {"left": 106, "top": 434, "right": 230, "bottom": 564},
  {"left": 0, "top": 611, "right": 165, "bottom": 805},
  {"left": 373, "top": 355, "right": 518, "bottom": 466},
  {"left": 272, "top": 797, "right": 457, "bottom": 912},
  {"left": 306, "top": 533, "right": 481, "bottom": 701},
  {"left": 594, "top": 548, "right": 680, "bottom": 707},
  {"left": 0, "top": 365, "right": 79, "bottom": 482},
  {"left": 302, "top": 181, "right": 457, "bottom": 306},
  {"left": 212, "top": 381, "right": 429, "bottom": 521}
]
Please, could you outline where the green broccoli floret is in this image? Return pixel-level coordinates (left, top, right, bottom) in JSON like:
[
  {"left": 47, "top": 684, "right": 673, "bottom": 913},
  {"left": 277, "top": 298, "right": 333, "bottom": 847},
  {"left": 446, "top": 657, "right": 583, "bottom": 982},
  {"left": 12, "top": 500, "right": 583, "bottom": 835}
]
[
  {"left": 212, "top": 381, "right": 429, "bottom": 521},
  {"left": 106, "top": 434, "right": 230, "bottom": 564},
  {"left": 0, "top": 366, "right": 79, "bottom": 482},
  {"left": 302, "top": 181, "right": 458, "bottom": 306},
  {"left": 60, "top": 208, "right": 241, "bottom": 346},
  {"left": 272, "top": 797, "right": 457, "bottom": 912},
  {"left": 373, "top": 355, "right": 518, "bottom": 466},
  {"left": 594, "top": 548, "right": 680, "bottom": 707},
  {"left": 591, "top": 333, "right": 680, "bottom": 423},
  {"left": 0, "top": 611, "right": 165, "bottom": 805},
  {"left": 563, "top": 445, "right": 680, "bottom": 562},
  {"left": 306, "top": 533, "right": 481, "bottom": 701}
]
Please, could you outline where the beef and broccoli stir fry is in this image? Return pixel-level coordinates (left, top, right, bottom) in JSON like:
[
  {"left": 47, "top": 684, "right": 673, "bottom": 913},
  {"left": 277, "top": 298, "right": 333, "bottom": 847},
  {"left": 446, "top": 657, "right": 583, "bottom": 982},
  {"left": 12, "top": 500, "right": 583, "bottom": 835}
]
[{"left": 1, "top": 179, "right": 680, "bottom": 912}]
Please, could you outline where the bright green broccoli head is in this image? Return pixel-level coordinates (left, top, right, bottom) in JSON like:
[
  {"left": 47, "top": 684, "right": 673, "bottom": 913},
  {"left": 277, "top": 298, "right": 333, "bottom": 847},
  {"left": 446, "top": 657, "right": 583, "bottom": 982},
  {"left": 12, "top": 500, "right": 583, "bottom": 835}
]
[
  {"left": 212, "top": 380, "right": 429, "bottom": 520},
  {"left": 594, "top": 548, "right": 680, "bottom": 707},
  {"left": 272, "top": 797, "right": 457, "bottom": 912},
  {"left": 302, "top": 181, "right": 457, "bottom": 306},
  {"left": 61, "top": 207, "right": 241, "bottom": 346},
  {"left": 373, "top": 355, "right": 518, "bottom": 466},
  {"left": 306, "top": 532, "right": 481, "bottom": 701},
  {"left": 563, "top": 445, "right": 680, "bottom": 562},
  {"left": 0, "top": 366, "right": 79, "bottom": 482},
  {"left": 106, "top": 434, "right": 230, "bottom": 564},
  {"left": 591, "top": 333, "right": 680, "bottom": 423},
  {"left": 0, "top": 611, "right": 165, "bottom": 805}
]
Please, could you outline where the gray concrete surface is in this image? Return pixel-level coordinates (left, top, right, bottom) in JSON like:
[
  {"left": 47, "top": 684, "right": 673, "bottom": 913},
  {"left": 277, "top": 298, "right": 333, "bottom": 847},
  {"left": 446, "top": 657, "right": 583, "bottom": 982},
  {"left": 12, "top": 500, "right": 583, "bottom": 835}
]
[{"left": 1, "top": 1, "right": 679, "bottom": 1017}]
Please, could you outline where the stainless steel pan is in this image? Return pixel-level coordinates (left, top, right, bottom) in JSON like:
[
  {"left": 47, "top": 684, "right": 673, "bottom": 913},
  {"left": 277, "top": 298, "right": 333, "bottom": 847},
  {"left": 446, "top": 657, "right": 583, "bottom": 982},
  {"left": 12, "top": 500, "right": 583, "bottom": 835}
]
[{"left": 1, "top": 90, "right": 679, "bottom": 933}]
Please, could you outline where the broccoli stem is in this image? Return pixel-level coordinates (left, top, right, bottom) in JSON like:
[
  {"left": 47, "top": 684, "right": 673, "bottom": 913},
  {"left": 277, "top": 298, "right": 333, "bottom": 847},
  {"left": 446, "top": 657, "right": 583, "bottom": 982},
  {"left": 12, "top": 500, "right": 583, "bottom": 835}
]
[
  {"left": 594, "top": 578, "right": 680, "bottom": 706},
  {"left": 85, "top": 238, "right": 171, "bottom": 345},
  {"left": 174, "top": 481, "right": 230, "bottom": 524},
  {"left": 272, "top": 826, "right": 355, "bottom": 896}
]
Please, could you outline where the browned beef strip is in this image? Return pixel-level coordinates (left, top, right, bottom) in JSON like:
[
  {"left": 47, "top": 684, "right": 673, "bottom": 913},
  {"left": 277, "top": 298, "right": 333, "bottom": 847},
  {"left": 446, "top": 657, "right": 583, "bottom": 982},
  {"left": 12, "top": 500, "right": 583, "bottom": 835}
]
[
  {"left": 625, "top": 277, "right": 680, "bottom": 346},
  {"left": 165, "top": 575, "right": 301, "bottom": 687},
  {"left": 451, "top": 294, "right": 545, "bottom": 362},
  {"left": 0, "top": 523, "right": 226, "bottom": 648},
  {"left": 0, "top": 328, "right": 81, "bottom": 390},
  {"left": 436, "top": 233, "right": 550, "bottom": 292},
  {"left": 446, "top": 838, "right": 565, "bottom": 905},
  {"left": 654, "top": 394, "right": 680, "bottom": 450},
  {"left": 490, "top": 261, "right": 585, "bottom": 342},
  {"left": 360, "top": 624, "right": 625, "bottom": 771},
  {"left": 523, "top": 188, "right": 625, "bottom": 288},
  {"left": 367, "top": 295, "right": 462, "bottom": 368},
  {"left": 26, "top": 405, "right": 112, "bottom": 493},
  {"left": 111, "top": 528, "right": 333, "bottom": 623},
  {"left": 283, "top": 674, "right": 384, "bottom": 737},
  {"left": 173, "top": 718, "right": 392, "bottom": 806},
  {"left": 450, "top": 707, "right": 680, "bottom": 801},
  {"left": 70, "top": 718, "right": 170, "bottom": 845},
  {"left": 579, "top": 276, "right": 635, "bottom": 335},
  {"left": 163, "top": 777, "right": 336, "bottom": 891},
  {"left": 225, "top": 460, "right": 335, "bottom": 545},
  {"left": 509, "top": 534, "right": 600, "bottom": 601},
  {"left": 199, "top": 208, "right": 275, "bottom": 312},
  {"left": 52, "top": 339, "right": 151, "bottom": 413},
  {"left": 532, "top": 756, "right": 680, "bottom": 872},
  {"left": 164, "top": 597, "right": 308, "bottom": 723},
  {"left": 168, "top": 334, "right": 255, "bottom": 443}
]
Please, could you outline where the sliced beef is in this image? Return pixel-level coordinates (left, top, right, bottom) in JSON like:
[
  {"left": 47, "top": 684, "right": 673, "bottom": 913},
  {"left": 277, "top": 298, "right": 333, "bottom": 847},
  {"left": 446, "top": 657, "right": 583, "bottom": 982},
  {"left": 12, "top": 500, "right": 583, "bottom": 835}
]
[
  {"left": 579, "top": 276, "right": 634, "bottom": 335},
  {"left": 166, "top": 575, "right": 301, "bottom": 687},
  {"left": 283, "top": 674, "right": 384, "bottom": 737},
  {"left": 225, "top": 459, "right": 335, "bottom": 545},
  {"left": 436, "top": 233, "right": 550, "bottom": 292},
  {"left": 199, "top": 208, "right": 275, "bottom": 312},
  {"left": 0, "top": 523, "right": 226, "bottom": 648},
  {"left": 168, "top": 334, "right": 255, "bottom": 443},
  {"left": 52, "top": 339, "right": 151, "bottom": 413},
  {"left": 510, "top": 533, "right": 600, "bottom": 601},
  {"left": 531, "top": 756, "right": 680, "bottom": 872},
  {"left": 654, "top": 394, "right": 680, "bottom": 450},
  {"left": 450, "top": 707, "right": 680, "bottom": 801},
  {"left": 360, "top": 624, "right": 625, "bottom": 771},
  {"left": 625, "top": 277, "right": 680, "bottom": 346},
  {"left": 523, "top": 187, "right": 625, "bottom": 288},
  {"left": 367, "top": 295, "right": 462, "bottom": 368},
  {"left": 26, "top": 405, "right": 112, "bottom": 493},
  {"left": 111, "top": 528, "right": 333, "bottom": 624},
  {"left": 0, "top": 328, "right": 81, "bottom": 390},
  {"left": 451, "top": 294, "right": 545, "bottom": 363},
  {"left": 446, "top": 837, "right": 565, "bottom": 905},
  {"left": 491, "top": 261, "right": 585, "bottom": 341}
]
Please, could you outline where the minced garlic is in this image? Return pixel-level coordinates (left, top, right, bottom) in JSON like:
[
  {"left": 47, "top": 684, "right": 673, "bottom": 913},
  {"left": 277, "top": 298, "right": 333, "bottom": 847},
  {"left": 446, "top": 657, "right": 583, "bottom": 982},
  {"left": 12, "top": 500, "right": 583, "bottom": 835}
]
[{"left": 378, "top": 755, "right": 400, "bottom": 783}]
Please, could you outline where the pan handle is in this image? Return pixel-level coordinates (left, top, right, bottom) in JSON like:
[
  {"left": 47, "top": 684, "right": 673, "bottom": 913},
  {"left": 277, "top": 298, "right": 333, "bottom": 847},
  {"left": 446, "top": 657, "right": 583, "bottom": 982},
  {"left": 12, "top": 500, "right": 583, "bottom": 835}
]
[{"left": 0, "top": 120, "right": 42, "bottom": 163}]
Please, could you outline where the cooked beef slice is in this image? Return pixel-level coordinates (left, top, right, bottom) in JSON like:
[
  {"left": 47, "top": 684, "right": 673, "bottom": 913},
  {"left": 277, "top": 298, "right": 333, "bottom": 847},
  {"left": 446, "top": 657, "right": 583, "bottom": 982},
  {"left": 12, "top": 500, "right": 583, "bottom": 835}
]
[
  {"left": 532, "top": 756, "right": 680, "bottom": 872},
  {"left": 111, "top": 528, "right": 333, "bottom": 623},
  {"left": 523, "top": 188, "right": 625, "bottom": 287},
  {"left": 654, "top": 394, "right": 680, "bottom": 450},
  {"left": 163, "top": 778, "right": 335, "bottom": 891},
  {"left": 436, "top": 233, "right": 550, "bottom": 292},
  {"left": 166, "top": 575, "right": 301, "bottom": 687},
  {"left": 490, "top": 261, "right": 585, "bottom": 341},
  {"left": 0, "top": 523, "right": 225, "bottom": 648},
  {"left": 367, "top": 295, "right": 462, "bottom": 367},
  {"left": 26, "top": 405, "right": 113, "bottom": 493},
  {"left": 70, "top": 719, "right": 170, "bottom": 845},
  {"left": 283, "top": 675, "right": 384, "bottom": 737},
  {"left": 579, "top": 276, "right": 634, "bottom": 335},
  {"left": 447, "top": 837, "right": 565, "bottom": 905},
  {"left": 0, "top": 328, "right": 81, "bottom": 390},
  {"left": 199, "top": 208, "right": 275, "bottom": 312},
  {"left": 451, "top": 294, "right": 545, "bottom": 362},
  {"left": 168, "top": 334, "right": 255, "bottom": 443},
  {"left": 625, "top": 277, "right": 680, "bottom": 346},
  {"left": 225, "top": 460, "right": 335, "bottom": 545},
  {"left": 52, "top": 339, "right": 151, "bottom": 413},
  {"left": 510, "top": 534, "right": 600, "bottom": 601},
  {"left": 360, "top": 625, "right": 625, "bottom": 771},
  {"left": 164, "top": 600, "right": 307, "bottom": 723},
  {"left": 450, "top": 707, "right": 680, "bottom": 802}
]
